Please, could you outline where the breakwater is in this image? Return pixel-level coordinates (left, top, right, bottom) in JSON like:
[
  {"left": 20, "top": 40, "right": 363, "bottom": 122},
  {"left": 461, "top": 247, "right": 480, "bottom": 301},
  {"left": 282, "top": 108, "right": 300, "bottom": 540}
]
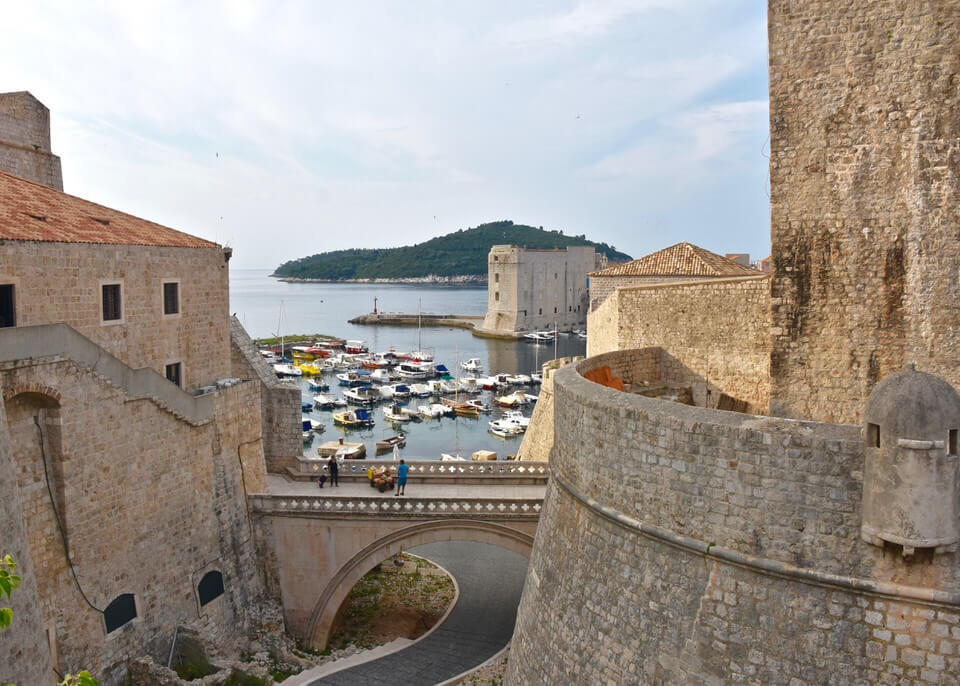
[{"left": 348, "top": 313, "right": 483, "bottom": 331}]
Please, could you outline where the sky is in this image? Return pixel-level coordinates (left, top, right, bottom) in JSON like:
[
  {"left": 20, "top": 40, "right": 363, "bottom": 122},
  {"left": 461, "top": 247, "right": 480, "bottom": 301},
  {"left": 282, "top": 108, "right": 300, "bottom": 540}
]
[{"left": 1, "top": 0, "right": 771, "bottom": 269}]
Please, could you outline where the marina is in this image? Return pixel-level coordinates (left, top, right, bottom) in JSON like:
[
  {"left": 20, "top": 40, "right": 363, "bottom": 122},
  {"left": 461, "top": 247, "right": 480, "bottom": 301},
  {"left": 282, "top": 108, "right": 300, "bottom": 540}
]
[{"left": 231, "top": 269, "right": 586, "bottom": 461}]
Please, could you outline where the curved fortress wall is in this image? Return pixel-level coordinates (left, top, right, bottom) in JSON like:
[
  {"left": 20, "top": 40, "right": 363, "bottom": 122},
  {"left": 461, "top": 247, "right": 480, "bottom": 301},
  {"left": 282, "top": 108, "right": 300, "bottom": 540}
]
[
  {"left": 769, "top": 1, "right": 960, "bottom": 424},
  {"left": 506, "top": 350, "right": 960, "bottom": 685}
]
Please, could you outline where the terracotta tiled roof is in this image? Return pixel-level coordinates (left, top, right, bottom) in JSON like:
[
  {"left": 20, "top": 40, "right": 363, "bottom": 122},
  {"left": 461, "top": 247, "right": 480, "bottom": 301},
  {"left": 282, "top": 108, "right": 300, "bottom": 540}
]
[
  {"left": 589, "top": 242, "right": 760, "bottom": 278},
  {"left": 0, "top": 170, "right": 218, "bottom": 248}
]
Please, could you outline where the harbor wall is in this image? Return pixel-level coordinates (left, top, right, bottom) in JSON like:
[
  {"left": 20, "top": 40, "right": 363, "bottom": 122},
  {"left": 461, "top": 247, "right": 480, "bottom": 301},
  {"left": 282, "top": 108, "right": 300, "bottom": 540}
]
[{"left": 506, "top": 350, "right": 960, "bottom": 685}]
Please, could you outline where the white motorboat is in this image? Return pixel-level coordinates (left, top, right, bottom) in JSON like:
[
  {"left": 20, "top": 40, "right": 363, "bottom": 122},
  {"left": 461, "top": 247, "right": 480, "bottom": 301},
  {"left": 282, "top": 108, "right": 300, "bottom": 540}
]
[
  {"left": 384, "top": 403, "right": 413, "bottom": 422},
  {"left": 368, "top": 368, "right": 394, "bottom": 384},
  {"left": 461, "top": 357, "right": 483, "bottom": 373},
  {"left": 530, "top": 372, "right": 543, "bottom": 384},
  {"left": 466, "top": 398, "right": 492, "bottom": 413},
  {"left": 408, "top": 383, "right": 433, "bottom": 398},
  {"left": 496, "top": 391, "right": 533, "bottom": 407},
  {"left": 273, "top": 362, "right": 302, "bottom": 377},
  {"left": 458, "top": 377, "right": 482, "bottom": 394},
  {"left": 398, "top": 361, "right": 435, "bottom": 380},
  {"left": 343, "top": 385, "right": 379, "bottom": 405},
  {"left": 502, "top": 410, "right": 530, "bottom": 429},
  {"left": 488, "top": 417, "right": 524, "bottom": 437},
  {"left": 380, "top": 383, "right": 411, "bottom": 400},
  {"left": 418, "top": 404, "right": 444, "bottom": 418},
  {"left": 441, "top": 452, "right": 466, "bottom": 461},
  {"left": 507, "top": 374, "right": 532, "bottom": 385},
  {"left": 523, "top": 331, "right": 554, "bottom": 343}
]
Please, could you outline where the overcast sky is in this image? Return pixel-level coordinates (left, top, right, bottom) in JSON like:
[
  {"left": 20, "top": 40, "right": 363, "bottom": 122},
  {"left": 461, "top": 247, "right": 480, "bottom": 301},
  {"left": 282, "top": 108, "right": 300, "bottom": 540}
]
[{"left": 2, "top": 0, "right": 770, "bottom": 269}]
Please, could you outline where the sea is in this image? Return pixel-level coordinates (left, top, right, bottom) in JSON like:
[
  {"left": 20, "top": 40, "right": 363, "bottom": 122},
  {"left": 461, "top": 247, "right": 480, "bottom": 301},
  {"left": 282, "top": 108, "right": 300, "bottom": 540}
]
[{"left": 230, "top": 269, "right": 587, "bottom": 461}]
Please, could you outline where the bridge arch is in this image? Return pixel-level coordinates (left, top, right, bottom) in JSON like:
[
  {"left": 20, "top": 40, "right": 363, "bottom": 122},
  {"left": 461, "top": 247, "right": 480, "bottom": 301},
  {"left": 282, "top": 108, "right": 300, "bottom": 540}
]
[{"left": 304, "top": 519, "right": 535, "bottom": 649}]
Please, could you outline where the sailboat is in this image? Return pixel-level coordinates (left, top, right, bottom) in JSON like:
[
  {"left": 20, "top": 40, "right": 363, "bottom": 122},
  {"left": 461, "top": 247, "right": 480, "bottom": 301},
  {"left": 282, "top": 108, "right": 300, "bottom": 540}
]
[{"left": 272, "top": 301, "right": 302, "bottom": 376}]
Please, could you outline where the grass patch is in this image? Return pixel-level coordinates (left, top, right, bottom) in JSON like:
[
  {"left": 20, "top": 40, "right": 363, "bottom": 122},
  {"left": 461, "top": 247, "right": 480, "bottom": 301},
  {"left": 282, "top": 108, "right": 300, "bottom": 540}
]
[{"left": 255, "top": 333, "right": 341, "bottom": 346}]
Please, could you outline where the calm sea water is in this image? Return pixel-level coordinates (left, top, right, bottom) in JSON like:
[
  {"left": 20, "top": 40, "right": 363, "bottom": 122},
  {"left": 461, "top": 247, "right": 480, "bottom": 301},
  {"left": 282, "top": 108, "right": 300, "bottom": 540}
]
[{"left": 230, "top": 269, "right": 586, "bottom": 460}]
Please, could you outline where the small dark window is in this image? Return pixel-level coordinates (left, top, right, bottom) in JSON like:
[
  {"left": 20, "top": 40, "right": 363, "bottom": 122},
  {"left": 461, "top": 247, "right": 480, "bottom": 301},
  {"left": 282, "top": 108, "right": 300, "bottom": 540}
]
[
  {"left": 494, "top": 273, "right": 499, "bottom": 283},
  {"left": 163, "top": 282, "right": 179, "bottom": 315},
  {"left": 494, "top": 291, "right": 499, "bottom": 302},
  {"left": 102, "top": 284, "right": 121, "bottom": 321},
  {"left": 104, "top": 593, "right": 137, "bottom": 633},
  {"left": 868, "top": 423, "right": 880, "bottom": 448},
  {"left": 949, "top": 430, "right": 958, "bottom": 457},
  {"left": 166, "top": 363, "right": 182, "bottom": 388},
  {"left": 0, "top": 285, "right": 14, "bottom": 327},
  {"left": 554, "top": 307, "right": 558, "bottom": 314},
  {"left": 198, "top": 570, "right": 225, "bottom": 606}
]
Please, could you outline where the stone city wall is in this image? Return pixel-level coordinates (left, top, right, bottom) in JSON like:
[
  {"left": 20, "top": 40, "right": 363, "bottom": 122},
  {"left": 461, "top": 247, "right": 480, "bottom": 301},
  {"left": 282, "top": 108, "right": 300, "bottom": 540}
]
[
  {"left": 516, "top": 357, "right": 580, "bottom": 462},
  {"left": 230, "top": 316, "right": 301, "bottom": 474},
  {"left": 1, "top": 241, "right": 231, "bottom": 390},
  {"left": 769, "top": 1, "right": 960, "bottom": 424},
  {"left": 587, "top": 275, "right": 771, "bottom": 413},
  {"left": 0, "top": 356, "right": 267, "bottom": 684},
  {"left": 588, "top": 274, "right": 698, "bottom": 312},
  {"left": 0, "top": 393, "right": 54, "bottom": 686},
  {"left": 506, "top": 350, "right": 960, "bottom": 685}
]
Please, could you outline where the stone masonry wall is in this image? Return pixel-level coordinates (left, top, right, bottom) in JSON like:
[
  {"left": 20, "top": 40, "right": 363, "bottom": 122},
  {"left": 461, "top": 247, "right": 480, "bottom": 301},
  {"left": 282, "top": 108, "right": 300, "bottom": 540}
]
[
  {"left": 768, "top": 1, "right": 960, "bottom": 424},
  {"left": 0, "top": 357, "right": 267, "bottom": 683},
  {"left": 230, "top": 316, "right": 301, "bottom": 474},
  {"left": 588, "top": 274, "right": 701, "bottom": 312},
  {"left": 506, "top": 350, "right": 960, "bottom": 685},
  {"left": 588, "top": 275, "right": 771, "bottom": 413},
  {"left": 0, "top": 91, "right": 62, "bottom": 190},
  {"left": 1, "top": 241, "right": 231, "bottom": 390},
  {"left": 0, "top": 389, "right": 54, "bottom": 686}
]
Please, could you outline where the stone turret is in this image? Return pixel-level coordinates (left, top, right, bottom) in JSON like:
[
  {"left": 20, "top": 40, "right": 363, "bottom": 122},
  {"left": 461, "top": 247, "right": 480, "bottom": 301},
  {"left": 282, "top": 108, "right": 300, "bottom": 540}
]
[{"left": 861, "top": 364, "right": 960, "bottom": 556}]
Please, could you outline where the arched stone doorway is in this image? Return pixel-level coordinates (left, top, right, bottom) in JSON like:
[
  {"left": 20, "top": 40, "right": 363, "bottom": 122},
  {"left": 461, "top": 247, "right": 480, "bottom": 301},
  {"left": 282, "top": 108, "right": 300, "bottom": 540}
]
[{"left": 304, "top": 519, "right": 534, "bottom": 649}]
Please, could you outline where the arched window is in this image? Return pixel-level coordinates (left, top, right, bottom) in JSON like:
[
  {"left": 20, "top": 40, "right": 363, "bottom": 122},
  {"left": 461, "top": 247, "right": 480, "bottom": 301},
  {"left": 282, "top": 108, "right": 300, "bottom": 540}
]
[
  {"left": 104, "top": 593, "right": 137, "bottom": 633},
  {"left": 198, "top": 570, "right": 225, "bottom": 606}
]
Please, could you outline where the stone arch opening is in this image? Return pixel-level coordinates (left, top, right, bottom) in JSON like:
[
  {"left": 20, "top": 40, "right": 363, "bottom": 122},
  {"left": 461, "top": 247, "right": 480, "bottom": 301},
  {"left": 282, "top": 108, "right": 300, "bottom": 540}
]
[{"left": 304, "top": 519, "right": 534, "bottom": 649}]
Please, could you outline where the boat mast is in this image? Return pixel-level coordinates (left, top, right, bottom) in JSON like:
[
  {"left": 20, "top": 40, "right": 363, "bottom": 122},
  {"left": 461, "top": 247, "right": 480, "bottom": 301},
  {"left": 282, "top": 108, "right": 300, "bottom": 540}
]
[
  {"left": 553, "top": 320, "right": 558, "bottom": 360},
  {"left": 417, "top": 297, "right": 422, "bottom": 354}
]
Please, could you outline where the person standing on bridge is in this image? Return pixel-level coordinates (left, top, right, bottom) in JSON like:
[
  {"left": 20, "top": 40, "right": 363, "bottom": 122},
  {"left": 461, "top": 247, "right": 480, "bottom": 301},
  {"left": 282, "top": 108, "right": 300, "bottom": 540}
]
[
  {"left": 396, "top": 459, "right": 408, "bottom": 496},
  {"left": 328, "top": 455, "right": 340, "bottom": 487}
]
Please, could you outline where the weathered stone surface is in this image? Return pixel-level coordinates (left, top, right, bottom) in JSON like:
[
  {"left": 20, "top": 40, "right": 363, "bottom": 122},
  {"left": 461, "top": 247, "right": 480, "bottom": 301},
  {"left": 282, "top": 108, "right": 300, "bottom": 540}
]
[
  {"left": 0, "top": 91, "right": 63, "bottom": 190},
  {"left": 768, "top": 0, "right": 960, "bottom": 424},
  {"left": 587, "top": 275, "right": 771, "bottom": 413}
]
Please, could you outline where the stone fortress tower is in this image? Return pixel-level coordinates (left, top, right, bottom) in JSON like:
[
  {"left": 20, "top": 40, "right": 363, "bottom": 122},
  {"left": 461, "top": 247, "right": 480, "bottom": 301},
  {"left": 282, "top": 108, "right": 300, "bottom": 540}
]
[
  {"left": 478, "top": 245, "right": 606, "bottom": 336},
  {"left": 505, "top": 2, "right": 960, "bottom": 684},
  {"left": 768, "top": 1, "right": 960, "bottom": 424},
  {"left": 0, "top": 91, "right": 63, "bottom": 190}
]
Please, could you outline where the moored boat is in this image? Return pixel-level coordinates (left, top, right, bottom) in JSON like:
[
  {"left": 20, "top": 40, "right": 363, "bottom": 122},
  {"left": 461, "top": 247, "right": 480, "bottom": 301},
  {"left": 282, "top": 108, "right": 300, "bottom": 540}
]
[
  {"left": 383, "top": 403, "right": 413, "bottom": 422},
  {"left": 343, "top": 385, "right": 379, "bottom": 405},
  {"left": 461, "top": 357, "right": 483, "bottom": 373},
  {"left": 332, "top": 408, "right": 375, "bottom": 428},
  {"left": 376, "top": 433, "right": 406, "bottom": 452}
]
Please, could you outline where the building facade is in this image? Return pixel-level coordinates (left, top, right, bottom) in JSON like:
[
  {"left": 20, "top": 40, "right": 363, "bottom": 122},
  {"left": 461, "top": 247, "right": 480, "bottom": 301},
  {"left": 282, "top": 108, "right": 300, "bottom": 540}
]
[
  {"left": 0, "top": 145, "right": 292, "bottom": 681},
  {"left": 479, "top": 245, "right": 605, "bottom": 336}
]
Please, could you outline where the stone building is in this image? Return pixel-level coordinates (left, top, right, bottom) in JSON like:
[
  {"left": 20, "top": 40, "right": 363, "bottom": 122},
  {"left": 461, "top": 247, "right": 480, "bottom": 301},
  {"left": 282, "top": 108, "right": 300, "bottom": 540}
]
[
  {"left": 506, "top": 1, "right": 960, "bottom": 684},
  {"left": 0, "top": 161, "right": 295, "bottom": 681},
  {"left": 0, "top": 91, "right": 63, "bottom": 190},
  {"left": 587, "top": 241, "right": 758, "bottom": 311},
  {"left": 478, "top": 245, "right": 606, "bottom": 336}
]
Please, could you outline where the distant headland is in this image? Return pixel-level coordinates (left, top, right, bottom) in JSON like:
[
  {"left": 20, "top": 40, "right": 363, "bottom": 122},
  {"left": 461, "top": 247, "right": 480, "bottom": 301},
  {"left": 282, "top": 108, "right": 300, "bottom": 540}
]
[{"left": 271, "top": 220, "right": 631, "bottom": 281}]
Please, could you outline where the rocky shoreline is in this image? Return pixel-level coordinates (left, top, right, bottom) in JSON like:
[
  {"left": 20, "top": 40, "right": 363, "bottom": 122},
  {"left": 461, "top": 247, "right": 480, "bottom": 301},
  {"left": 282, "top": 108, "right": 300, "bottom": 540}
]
[{"left": 271, "top": 274, "right": 487, "bottom": 285}]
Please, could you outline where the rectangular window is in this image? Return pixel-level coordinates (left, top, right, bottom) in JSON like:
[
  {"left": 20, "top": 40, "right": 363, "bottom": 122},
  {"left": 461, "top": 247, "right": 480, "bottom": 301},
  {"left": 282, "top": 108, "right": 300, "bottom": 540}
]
[
  {"left": 0, "top": 284, "right": 14, "bottom": 327},
  {"left": 102, "top": 284, "right": 121, "bottom": 321},
  {"left": 494, "top": 291, "right": 499, "bottom": 302},
  {"left": 165, "top": 362, "right": 182, "bottom": 388},
  {"left": 868, "top": 423, "right": 880, "bottom": 448},
  {"left": 163, "top": 282, "right": 179, "bottom": 315},
  {"left": 950, "top": 429, "right": 958, "bottom": 456},
  {"left": 494, "top": 273, "right": 499, "bottom": 283}
]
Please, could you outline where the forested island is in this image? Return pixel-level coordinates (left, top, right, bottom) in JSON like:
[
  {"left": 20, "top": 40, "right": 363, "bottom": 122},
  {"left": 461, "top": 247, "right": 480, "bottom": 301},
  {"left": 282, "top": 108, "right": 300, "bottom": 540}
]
[{"left": 271, "top": 220, "right": 632, "bottom": 282}]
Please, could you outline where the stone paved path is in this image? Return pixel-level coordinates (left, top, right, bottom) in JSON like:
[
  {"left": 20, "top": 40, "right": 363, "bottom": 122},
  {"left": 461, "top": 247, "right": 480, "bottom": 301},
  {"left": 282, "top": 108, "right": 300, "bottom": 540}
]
[{"left": 305, "top": 540, "right": 529, "bottom": 685}]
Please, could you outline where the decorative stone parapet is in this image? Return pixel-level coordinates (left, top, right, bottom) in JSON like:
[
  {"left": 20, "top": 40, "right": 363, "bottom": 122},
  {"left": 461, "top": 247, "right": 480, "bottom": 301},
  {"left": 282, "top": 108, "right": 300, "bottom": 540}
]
[
  {"left": 249, "top": 493, "right": 543, "bottom": 520},
  {"left": 289, "top": 458, "right": 550, "bottom": 480}
]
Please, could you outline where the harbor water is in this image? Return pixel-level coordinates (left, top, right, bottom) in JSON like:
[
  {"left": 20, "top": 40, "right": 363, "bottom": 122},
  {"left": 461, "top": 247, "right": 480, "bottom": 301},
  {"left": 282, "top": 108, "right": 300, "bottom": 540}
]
[{"left": 230, "top": 269, "right": 586, "bottom": 460}]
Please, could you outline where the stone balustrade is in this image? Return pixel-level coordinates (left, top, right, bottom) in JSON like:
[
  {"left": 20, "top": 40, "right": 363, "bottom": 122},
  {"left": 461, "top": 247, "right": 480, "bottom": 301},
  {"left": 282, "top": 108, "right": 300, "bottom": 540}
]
[
  {"left": 289, "top": 458, "right": 550, "bottom": 483},
  {"left": 249, "top": 493, "right": 543, "bottom": 520}
]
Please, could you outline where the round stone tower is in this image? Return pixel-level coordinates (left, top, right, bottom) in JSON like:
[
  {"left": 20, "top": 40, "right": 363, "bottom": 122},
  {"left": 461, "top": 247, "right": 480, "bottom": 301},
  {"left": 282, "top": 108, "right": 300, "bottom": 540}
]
[{"left": 861, "top": 363, "right": 960, "bottom": 556}]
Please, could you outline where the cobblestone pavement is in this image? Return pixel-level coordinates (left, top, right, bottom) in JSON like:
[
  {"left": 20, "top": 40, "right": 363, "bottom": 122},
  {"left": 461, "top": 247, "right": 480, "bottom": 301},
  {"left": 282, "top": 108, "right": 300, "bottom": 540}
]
[{"left": 305, "top": 540, "right": 529, "bottom": 685}]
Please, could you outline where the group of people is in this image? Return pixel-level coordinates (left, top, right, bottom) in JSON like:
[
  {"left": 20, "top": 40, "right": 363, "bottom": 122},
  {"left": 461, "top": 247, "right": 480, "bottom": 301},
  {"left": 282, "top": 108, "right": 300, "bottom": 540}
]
[{"left": 317, "top": 456, "right": 409, "bottom": 495}]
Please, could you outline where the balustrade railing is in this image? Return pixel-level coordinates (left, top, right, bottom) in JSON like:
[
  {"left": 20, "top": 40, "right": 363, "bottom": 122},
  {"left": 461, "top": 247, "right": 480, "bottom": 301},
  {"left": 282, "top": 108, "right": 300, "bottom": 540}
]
[
  {"left": 294, "top": 458, "right": 550, "bottom": 480},
  {"left": 250, "top": 493, "right": 543, "bottom": 519}
]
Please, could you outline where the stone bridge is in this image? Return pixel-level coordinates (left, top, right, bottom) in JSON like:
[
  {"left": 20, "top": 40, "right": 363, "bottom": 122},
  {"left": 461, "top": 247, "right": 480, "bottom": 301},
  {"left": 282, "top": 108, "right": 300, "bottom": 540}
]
[{"left": 250, "top": 460, "right": 548, "bottom": 648}]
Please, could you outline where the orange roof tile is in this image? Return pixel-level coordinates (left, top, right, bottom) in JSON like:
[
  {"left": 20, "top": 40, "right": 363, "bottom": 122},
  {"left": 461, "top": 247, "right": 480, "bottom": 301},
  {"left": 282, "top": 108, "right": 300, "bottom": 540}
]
[
  {"left": 589, "top": 242, "right": 759, "bottom": 278},
  {"left": 0, "top": 170, "right": 218, "bottom": 248}
]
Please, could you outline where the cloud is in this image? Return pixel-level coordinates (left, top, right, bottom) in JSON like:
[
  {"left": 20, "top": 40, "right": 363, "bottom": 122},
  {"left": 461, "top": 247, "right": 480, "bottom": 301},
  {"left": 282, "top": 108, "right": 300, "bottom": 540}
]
[{"left": 0, "top": 0, "right": 771, "bottom": 268}]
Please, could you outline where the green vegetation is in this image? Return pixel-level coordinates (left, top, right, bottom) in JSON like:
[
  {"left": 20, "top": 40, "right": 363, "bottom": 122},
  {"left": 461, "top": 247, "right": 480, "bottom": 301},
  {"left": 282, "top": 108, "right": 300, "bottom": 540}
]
[
  {"left": 254, "top": 333, "right": 340, "bottom": 346},
  {"left": 272, "top": 220, "right": 632, "bottom": 280}
]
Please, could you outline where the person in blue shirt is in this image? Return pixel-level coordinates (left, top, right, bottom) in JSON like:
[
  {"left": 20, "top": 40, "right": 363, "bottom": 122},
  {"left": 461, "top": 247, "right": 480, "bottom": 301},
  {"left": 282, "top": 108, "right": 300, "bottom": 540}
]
[{"left": 396, "top": 459, "right": 409, "bottom": 496}]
